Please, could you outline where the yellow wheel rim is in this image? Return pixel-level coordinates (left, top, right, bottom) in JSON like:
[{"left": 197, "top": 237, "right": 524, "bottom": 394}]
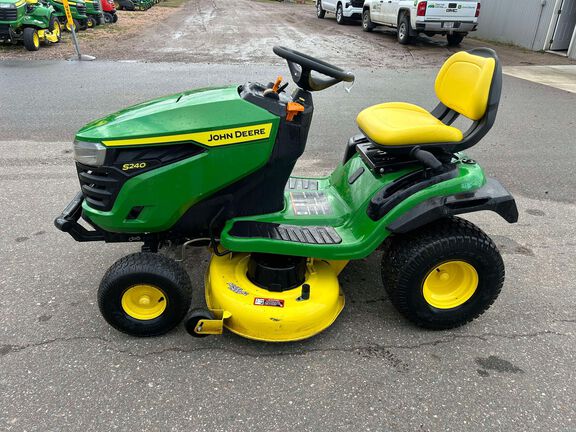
[
  {"left": 121, "top": 284, "right": 167, "bottom": 320},
  {"left": 33, "top": 32, "right": 39, "bottom": 48},
  {"left": 422, "top": 261, "right": 478, "bottom": 309},
  {"left": 53, "top": 21, "right": 60, "bottom": 38}
]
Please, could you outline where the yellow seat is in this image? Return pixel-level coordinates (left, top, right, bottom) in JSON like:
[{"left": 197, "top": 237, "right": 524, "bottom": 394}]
[
  {"left": 356, "top": 102, "right": 463, "bottom": 146},
  {"left": 357, "top": 51, "right": 497, "bottom": 147}
]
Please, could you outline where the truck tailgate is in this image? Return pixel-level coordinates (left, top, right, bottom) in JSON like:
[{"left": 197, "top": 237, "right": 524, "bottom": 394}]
[{"left": 425, "top": 1, "right": 478, "bottom": 20}]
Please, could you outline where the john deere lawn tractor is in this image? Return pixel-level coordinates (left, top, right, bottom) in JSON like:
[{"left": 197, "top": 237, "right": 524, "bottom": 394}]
[
  {"left": 48, "top": 0, "right": 87, "bottom": 30},
  {"left": 116, "top": 0, "right": 152, "bottom": 11},
  {"left": 0, "top": 0, "right": 61, "bottom": 51},
  {"left": 56, "top": 47, "right": 518, "bottom": 342},
  {"left": 84, "top": 0, "right": 102, "bottom": 27}
]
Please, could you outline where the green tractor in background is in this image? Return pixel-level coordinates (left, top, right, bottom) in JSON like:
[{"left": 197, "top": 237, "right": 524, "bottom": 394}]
[
  {"left": 117, "top": 0, "right": 152, "bottom": 11},
  {"left": 84, "top": 0, "right": 102, "bottom": 28},
  {"left": 0, "top": 0, "right": 61, "bottom": 51},
  {"left": 48, "top": 0, "right": 88, "bottom": 31}
]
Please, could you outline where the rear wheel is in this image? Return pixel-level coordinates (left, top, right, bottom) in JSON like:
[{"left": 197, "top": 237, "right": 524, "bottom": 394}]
[
  {"left": 362, "top": 9, "right": 375, "bottom": 32},
  {"left": 316, "top": 1, "right": 325, "bottom": 18},
  {"left": 447, "top": 33, "right": 465, "bottom": 46},
  {"left": 98, "top": 252, "right": 192, "bottom": 337},
  {"left": 23, "top": 27, "right": 40, "bottom": 51},
  {"left": 336, "top": 3, "right": 346, "bottom": 24},
  {"left": 381, "top": 217, "right": 505, "bottom": 330},
  {"left": 397, "top": 14, "right": 411, "bottom": 45}
]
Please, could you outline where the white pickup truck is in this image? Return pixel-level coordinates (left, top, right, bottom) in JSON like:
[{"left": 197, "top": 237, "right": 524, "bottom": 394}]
[
  {"left": 361, "top": 0, "right": 480, "bottom": 46},
  {"left": 316, "top": 0, "right": 365, "bottom": 25}
]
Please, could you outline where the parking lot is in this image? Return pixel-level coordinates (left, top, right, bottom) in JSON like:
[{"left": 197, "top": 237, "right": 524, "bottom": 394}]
[{"left": 1, "top": 0, "right": 575, "bottom": 431}]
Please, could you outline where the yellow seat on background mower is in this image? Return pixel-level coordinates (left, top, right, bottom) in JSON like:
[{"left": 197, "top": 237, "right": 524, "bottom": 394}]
[
  {"left": 357, "top": 51, "right": 497, "bottom": 147},
  {"left": 356, "top": 102, "right": 463, "bottom": 146}
]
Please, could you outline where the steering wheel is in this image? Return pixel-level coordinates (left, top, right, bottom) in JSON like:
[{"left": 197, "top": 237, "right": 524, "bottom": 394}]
[{"left": 273, "top": 46, "right": 355, "bottom": 92}]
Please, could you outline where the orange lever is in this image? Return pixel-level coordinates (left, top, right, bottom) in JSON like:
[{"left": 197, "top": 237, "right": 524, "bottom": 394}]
[
  {"left": 286, "top": 102, "right": 305, "bottom": 122},
  {"left": 272, "top": 76, "right": 283, "bottom": 93}
]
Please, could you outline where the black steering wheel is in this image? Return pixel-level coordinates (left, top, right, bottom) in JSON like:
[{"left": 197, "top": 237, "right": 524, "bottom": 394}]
[{"left": 273, "top": 46, "right": 355, "bottom": 92}]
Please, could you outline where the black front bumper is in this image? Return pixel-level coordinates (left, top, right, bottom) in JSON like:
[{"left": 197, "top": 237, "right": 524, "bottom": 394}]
[{"left": 54, "top": 192, "right": 106, "bottom": 242}]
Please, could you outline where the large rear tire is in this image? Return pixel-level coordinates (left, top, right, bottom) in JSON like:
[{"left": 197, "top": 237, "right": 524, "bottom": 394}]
[
  {"left": 336, "top": 3, "right": 347, "bottom": 25},
  {"left": 447, "top": 33, "right": 465, "bottom": 46},
  {"left": 98, "top": 252, "right": 192, "bottom": 337},
  {"left": 381, "top": 217, "right": 505, "bottom": 330},
  {"left": 397, "top": 14, "right": 411, "bottom": 45},
  {"left": 362, "top": 9, "right": 375, "bottom": 32},
  {"left": 23, "top": 27, "right": 40, "bottom": 51},
  {"left": 316, "top": 1, "right": 325, "bottom": 18}
]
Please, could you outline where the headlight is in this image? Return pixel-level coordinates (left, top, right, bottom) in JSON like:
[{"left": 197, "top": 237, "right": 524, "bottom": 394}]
[
  {"left": 73, "top": 140, "right": 107, "bottom": 166},
  {"left": 0, "top": 3, "right": 16, "bottom": 8}
]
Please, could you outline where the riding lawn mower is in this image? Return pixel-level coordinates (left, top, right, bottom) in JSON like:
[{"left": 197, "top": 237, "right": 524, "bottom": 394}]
[
  {"left": 55, "top": 47, "right": 518, "bottom": 342},
  {"left": 49, "top": 0, "right": 88, "bottom": 31},
  {"left": 0, "top": 0, "right": 61, "bottom": 51}
]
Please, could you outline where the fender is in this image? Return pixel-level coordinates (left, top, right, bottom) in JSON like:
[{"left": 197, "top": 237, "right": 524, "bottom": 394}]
[{"left": 386, "top": 178, "right": 518, "bottom": 234}]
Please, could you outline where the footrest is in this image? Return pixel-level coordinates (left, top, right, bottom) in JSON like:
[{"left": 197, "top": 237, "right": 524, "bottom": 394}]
[
  {"left": 286, "top": 178, "right": 319, "bottom": 190},
  {"left": 228, "top": 221, "right": 342, "bottom": 245}
]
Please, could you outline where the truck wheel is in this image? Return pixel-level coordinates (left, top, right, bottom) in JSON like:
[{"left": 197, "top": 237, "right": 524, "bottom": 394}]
[
  {"left": 336, "top": 3, "right": 347, "bottom": 24},
  {"left": 316, "top": 1, "right": 325, "bottom": 18},
  {"left": 447, "top": 33, "right": 465, "bottom": 46},
  {"left": 49, "top": 15, "right": 62, "bottom": 43},
  {"left": 23, "top": 27, "right": 40, "bottom": 51},
  {"left": 397, "top": 14, "right": 411, "bottom": 45},
  {"left": 381, "top": 217, "right": 504, "bottom": 330},
  {"left": 362, "top": 9, "right": 375, "bottom": 32},
  {"left": 98, "top": 252, "right": 192, "bottom": 337}
]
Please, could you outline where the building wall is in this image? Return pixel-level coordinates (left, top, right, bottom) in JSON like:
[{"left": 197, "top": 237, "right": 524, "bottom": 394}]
[{"left": 473, "top": 0, "right": 557, "bottom": 50}]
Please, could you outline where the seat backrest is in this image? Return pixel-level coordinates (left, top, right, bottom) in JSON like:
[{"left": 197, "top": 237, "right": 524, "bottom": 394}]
[{"left": 435, "top": 51, "right": 496, "bottom": 121}]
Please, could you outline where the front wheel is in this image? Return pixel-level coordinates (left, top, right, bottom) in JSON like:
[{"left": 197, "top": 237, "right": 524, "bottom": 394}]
[
  {"left": 381, "top": 217, "right": 505, "bottom": 330},
  {"left": 335, "top": 3, "right": 346, "bottom": 25},
  {"left": 98, "top": 252, "right": 192, "bottom": 337},
  {"left": 103, "top": 12, "right": 113, "bottom": 23},
  {"left": 397, "top": 14, "right": 411, "bottom": 45},
  {"left": 316, "top": 1, "right": 325, "bottom": 18},
  {"left": 48, "top": 16, "right": 62, "bottom": 43},
  {"left": 87, "top": 16, "right": 97, "bottom": 28},
  {"left": 23, "top": 27, "right": 40, "bottom": 51},
  {"left": 362, "top": 9, "right": 375, "bottom": 32},
  {"left": 447, "top": 33, "right": 465, "bottom": 46}
]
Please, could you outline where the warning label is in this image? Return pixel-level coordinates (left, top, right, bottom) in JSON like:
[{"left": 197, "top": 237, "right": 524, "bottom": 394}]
[
  {"left": 254, "top": 298, "right": 285, "bottom": 307},
  {"left": 290, "top": 191, "right": 331, "bottom": 216}
]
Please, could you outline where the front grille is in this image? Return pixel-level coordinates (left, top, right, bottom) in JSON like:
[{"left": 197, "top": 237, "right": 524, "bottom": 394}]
[
  {"left": 0, "top": 8, "right": 18, "bottom": 20},
  {"left": 76, "top": 4, "right": 86, "bottom": 14},
  {"left": 92, "top": 1, "right": 100, "bottom": 11},
  {"left": 77, "top": 164, "right": 123, "bottom": 211}
]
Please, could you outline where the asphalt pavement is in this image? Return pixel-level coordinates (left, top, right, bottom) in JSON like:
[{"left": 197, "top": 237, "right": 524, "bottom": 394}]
[{"left": 0, "top": 59, "right": 575, "bottom": 431}]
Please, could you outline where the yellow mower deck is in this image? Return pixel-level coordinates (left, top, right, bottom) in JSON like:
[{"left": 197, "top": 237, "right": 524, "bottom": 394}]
[{"left": 198, "top": 253, "right": 346, "bottom": 342}]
